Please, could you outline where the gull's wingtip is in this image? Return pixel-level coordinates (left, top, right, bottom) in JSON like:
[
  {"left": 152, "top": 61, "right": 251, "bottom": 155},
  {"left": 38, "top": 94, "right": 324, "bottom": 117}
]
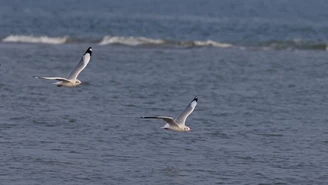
[
  {"left": 33, "top": 76, "right": 40, "bottom": 79},
  {"left": 193, "top": 95, "right": 198, "bottom": 102},
  {"left": 85, "top": 47, "right": 92, "bottom": 56}
]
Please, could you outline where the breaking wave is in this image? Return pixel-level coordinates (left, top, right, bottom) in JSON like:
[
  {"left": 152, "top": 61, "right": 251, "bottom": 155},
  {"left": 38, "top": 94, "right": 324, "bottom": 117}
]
[
  {"left": 98, "top": 36, "right": 232, "bottom": 48},
  {"left": 99, "top": 36, "right": 165, "bottom": 46},
  {"left": 2, "top": 35, "right": 68, "bottom": 44},
  {"left": 1, "top": 34, "right": 328, "bottom": 51},
  {"left": 193, "top": 40, "right": 232, "bottom": 48},
  {"left": 0, "top": 34, "right": 232, "bottom": 48}
]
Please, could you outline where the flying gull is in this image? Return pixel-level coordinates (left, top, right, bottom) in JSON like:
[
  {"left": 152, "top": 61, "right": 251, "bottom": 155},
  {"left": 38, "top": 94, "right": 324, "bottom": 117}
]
[
  {"left": 34, "top": 47, "right": 92, "bottom": 87},
  {"left": 141, "top": 96, "right": 198, "bottom": 132}
]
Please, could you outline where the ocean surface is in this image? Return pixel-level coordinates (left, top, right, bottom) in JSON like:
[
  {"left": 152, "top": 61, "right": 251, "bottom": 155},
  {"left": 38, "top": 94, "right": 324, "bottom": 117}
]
[{"left": 1, "top": 0, "right": 328, "bottom": 185}]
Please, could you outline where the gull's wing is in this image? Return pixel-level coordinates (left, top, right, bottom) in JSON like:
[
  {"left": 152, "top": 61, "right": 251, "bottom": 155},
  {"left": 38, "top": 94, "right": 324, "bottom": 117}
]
[
  {"left": 175, "top": 96, "right": 198, "bottom": 125},
  {"left": 141, "top": 116, "right": 179, "bottom": 127},
  {"left": 33, "top": 76, "right": 71, "bottom": 82},
  {"left": 67, "top": 47, "right": 92, "bottom": 80}
]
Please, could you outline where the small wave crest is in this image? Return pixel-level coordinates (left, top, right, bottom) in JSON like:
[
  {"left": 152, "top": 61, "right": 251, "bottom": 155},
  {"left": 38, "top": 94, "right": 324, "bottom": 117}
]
[
  {"left": 99, "top": 36, "right": 165, "bottom": 46},
  {"left": 193, "top": 40, "right": 232, "bottom": 48},
  {"left": 99, "top": 36, "right": 232, "bottom": 48},
  {"left": 2, "top": 35, "right": 68, "bottom": 44}
]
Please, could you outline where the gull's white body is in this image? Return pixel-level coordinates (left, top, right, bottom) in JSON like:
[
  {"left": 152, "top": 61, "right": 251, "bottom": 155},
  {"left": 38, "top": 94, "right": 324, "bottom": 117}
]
[
  {"left": 53, "top": 79, "right": 81, "bottom": 87},
  {"left": 141, "top": 96, "right": 198, "bottom": 132},
  {"left": 34, "top": 47, "right": 92, "bottom": 87}
]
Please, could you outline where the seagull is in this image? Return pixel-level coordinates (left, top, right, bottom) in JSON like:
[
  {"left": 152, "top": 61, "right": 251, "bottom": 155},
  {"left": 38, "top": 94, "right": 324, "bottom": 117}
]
[
  {"left": 141, "top": 96, "right": 198, "bottom": 132},
  {"left": 33, "top": 47, "right": 92, "bottom": 87}
]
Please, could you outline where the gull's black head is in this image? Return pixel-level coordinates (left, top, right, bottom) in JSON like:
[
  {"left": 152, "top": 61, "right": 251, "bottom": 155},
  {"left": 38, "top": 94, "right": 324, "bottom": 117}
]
[
  {"left": 85, "top": 47, "right": 92, "bottom": 56},
  {"left": 193, "top": 96, "right": 198, "bottom": 102}
]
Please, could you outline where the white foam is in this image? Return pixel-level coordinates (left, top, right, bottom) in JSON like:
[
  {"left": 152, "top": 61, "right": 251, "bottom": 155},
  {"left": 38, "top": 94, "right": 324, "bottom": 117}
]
[
  {"left": 194, "top": 40, "right": 232, "bottom": 48},
  {"left": 2, "top": 35, "right": 68, "bottom": 44},
  {"left": 99, "top": 36, "right": 165, "bottom": 46}
]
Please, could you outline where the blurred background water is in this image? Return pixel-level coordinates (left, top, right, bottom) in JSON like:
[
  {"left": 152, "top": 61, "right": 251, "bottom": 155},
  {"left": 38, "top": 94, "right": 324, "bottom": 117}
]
[{"left": 0, "top": 0, "right": 328, "bottom": 185}]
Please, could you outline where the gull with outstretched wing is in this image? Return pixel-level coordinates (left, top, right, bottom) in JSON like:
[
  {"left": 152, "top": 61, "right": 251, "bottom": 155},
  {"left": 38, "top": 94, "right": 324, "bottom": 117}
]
[
  {"left": 141, "top": 96, "right": 198, "bottom": 132},
  {"left": 34, "top": 47, "right": 92, "bottom": 87}
]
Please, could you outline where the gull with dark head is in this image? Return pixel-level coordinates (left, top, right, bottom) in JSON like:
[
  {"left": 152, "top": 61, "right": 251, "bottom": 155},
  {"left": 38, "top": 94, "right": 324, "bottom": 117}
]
[
  {"left": 141, "top": 96, "right": 198, "bottom": 132},
  {"left": 33, "top": 47, "right": 92, "bottom": 87}
]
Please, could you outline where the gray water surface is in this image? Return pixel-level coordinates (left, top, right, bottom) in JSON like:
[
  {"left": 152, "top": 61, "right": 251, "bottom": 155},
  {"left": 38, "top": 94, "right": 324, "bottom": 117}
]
[{"left": 1, "top": 44, "right": 328, "bottom": 184}]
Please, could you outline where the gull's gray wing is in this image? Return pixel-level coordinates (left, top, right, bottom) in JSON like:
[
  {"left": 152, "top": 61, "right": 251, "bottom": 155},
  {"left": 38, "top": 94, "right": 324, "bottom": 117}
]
[
  {"left": 33, "top": 76, "right": 71, "bottom": 82},
  {"left": 175, "top": 96, "right": 198, "bottom": 125},
  {"left": 141, "top": 116, "right": 179, "bottom": 127},
  {"left": 67, "top": 47, "right": 92, "bottom": 80}
]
